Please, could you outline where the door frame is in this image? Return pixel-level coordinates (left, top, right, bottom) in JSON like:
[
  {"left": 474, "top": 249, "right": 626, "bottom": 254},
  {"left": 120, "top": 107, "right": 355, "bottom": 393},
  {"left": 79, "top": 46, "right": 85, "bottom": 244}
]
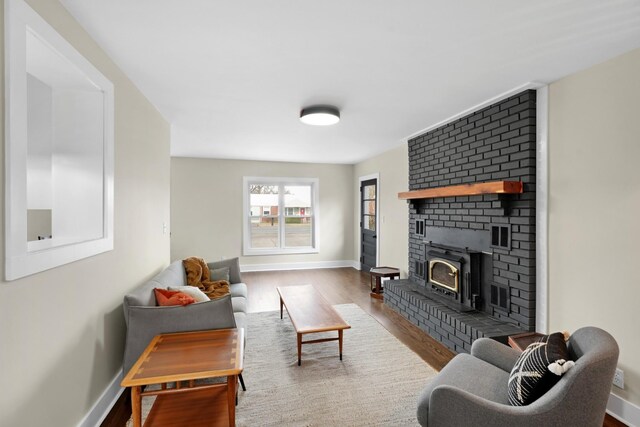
[{"left": 358, "top": 173, "right": 380, "bottom": 270}]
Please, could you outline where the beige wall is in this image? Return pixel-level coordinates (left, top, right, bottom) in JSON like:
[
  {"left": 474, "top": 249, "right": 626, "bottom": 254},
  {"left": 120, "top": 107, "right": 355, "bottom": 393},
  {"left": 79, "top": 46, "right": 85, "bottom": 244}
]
[
  {"left": 548, "top": 48, "right": 640, "bottom": 407},
  {"left": 0, "top": 1, "right": 171, "bottom": 426},
  {"left": 353, "top": 144, "right": 409, "bottom": 276},
  {"left": 171, "top": 158, "right": 354, "bottom": 266}
]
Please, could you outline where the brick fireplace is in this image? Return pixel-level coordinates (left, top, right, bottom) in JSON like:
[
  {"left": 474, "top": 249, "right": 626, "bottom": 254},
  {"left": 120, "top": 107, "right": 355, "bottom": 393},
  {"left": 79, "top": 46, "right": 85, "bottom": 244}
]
[{"left": 385, "top": 90, "right": 537, "bottom": 353}]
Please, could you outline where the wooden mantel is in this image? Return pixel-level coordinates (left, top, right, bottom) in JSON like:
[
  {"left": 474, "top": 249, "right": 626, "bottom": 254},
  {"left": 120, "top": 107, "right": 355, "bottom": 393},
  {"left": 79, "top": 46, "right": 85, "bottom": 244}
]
[{"left": 398, "top": 180, "right": 523, "bottom": 200}]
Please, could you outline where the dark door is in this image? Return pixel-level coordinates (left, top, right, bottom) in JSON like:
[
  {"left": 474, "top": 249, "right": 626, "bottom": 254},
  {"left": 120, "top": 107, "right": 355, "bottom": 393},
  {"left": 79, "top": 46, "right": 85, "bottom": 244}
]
[{"left": 360, "top": 178, "right": 377, "bottom": 271}]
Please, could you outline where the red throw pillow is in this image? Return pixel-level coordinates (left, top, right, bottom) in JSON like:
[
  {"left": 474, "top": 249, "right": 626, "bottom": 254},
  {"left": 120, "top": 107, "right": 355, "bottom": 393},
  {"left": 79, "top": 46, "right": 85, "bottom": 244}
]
[{"left": 154, "top": 288, "right": 196, "bottom": 306}]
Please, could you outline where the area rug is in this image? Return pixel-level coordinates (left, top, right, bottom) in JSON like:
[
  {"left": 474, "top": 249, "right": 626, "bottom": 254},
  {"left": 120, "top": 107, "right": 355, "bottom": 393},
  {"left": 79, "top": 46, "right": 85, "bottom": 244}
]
[{"left": 127, "top": 304, "right": 438, "bottom": 426}]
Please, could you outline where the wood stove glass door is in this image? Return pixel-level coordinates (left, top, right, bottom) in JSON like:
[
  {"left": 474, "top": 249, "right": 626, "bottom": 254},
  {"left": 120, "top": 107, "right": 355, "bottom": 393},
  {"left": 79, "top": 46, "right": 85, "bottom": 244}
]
[{"left": 429, "top": 260, "right": 459, "bottom": 292}]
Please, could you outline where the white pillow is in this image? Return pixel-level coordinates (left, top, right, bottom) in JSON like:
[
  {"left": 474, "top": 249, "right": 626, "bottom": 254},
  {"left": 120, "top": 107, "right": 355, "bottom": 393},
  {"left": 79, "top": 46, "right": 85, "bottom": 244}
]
[{"left": 168, "top": 286, "right": 210, "bottom": 302}]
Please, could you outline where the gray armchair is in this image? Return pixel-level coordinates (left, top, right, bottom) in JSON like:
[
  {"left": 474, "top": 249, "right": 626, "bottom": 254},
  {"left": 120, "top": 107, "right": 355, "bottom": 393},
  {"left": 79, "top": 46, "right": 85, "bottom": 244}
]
[{"left": 417, "top": 327, "right": 619, "bottom": 427}]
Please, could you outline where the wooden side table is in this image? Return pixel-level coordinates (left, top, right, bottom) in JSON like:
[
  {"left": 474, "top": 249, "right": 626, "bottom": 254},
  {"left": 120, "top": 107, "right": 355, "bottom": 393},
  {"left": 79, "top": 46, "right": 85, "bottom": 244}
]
[
  {"left": 121, "top": 328, "right": 244, "bottom": 427},
  {"left": 369, "top": 267, "right": 400, "bottom": 300},
  {"left": 508, "top": 331, "right": 545, "bottom": 352}
]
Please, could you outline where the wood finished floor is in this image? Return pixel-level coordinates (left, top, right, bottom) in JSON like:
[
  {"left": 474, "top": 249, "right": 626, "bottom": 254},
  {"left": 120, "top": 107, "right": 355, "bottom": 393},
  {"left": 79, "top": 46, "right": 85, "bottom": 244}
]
[
  {"left": 243, "top": 267, "right": 455, "bottom": 370},
  {"left": 102, "top": 267, "right": 626, "bottom": 427}
]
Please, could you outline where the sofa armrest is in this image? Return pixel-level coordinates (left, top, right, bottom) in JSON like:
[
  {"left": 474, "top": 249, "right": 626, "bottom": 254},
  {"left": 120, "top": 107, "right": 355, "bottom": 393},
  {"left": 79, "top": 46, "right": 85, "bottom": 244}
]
[
  {"left": 471, "top": 338, "right": 520, "bottom": 373},
  {"left": 122, "top": 295, "right": 236, "bottom": 376},
  {"left": 207, "top": 257, "right": 242, "bottom": 284}
]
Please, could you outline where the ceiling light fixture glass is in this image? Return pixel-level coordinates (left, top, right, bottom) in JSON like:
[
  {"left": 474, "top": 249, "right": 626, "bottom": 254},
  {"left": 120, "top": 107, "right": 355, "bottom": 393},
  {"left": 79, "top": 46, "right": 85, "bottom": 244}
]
[{"left": 300, "top": 105, "right": 340, "bottom": 126}]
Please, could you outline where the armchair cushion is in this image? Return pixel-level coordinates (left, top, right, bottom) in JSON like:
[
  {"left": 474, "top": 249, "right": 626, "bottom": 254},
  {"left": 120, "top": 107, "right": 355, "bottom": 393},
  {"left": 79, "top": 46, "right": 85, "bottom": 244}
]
[
  {"left": 471, "top": 338, "right": 521, "bottom": 372},
  {"left": 417, "top": 354, "right": 510, "bottom": 426}
]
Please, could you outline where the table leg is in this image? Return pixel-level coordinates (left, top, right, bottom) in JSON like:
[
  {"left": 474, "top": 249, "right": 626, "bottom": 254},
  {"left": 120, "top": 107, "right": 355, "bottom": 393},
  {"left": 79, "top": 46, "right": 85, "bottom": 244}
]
[
  {"left": 297, "top": 333, "right": 302, "bottom": 366},
  {"left": 280, "top": 297, "right": 283, "bottom": 319},
  {"left": 339, "top": 329, "right": 344, "bottom": 361},
  {"left": 131, "top": 386, "right": 141, "bottom": 427},
  {"left": 227, "top": 375, "right": 236, "bottom": 426}
]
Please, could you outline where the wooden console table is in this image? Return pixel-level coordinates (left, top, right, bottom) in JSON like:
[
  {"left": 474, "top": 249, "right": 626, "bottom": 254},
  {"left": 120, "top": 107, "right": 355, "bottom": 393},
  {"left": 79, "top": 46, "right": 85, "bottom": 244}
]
[{"left": 369, "top": 267, "right": 400, "bottom": 300}]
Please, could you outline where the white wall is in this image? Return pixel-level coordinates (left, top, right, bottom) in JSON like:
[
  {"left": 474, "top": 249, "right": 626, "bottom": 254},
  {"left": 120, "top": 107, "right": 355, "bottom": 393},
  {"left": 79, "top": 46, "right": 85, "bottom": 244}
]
[
  {"left": 0, "top": 1, "right": 171, "bottom": 425},
  {"left": 353, "top": 144, "right": 409, "bottom": 276},
  {"left": 171, "top": 157, "right": 354, "bottom": 268},
  {"left": 548, "top": 47, "right": 640, "bottom": 409}
]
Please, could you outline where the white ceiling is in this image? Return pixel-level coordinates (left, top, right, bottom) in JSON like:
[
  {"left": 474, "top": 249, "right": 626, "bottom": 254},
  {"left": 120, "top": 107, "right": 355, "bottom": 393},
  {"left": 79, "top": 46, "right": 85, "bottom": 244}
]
[{"left": 59, "top": 0, "right": 640, "bottom": 164}]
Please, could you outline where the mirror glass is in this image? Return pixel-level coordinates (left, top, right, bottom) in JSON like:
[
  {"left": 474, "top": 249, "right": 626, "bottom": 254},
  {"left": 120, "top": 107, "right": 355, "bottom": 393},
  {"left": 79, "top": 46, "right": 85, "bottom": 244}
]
[
  {"left": 5, "top": 0, "right": 114, "bottom": 280},
  {"left": 26, "top": 29, "right": 105, "bottom": 247}
]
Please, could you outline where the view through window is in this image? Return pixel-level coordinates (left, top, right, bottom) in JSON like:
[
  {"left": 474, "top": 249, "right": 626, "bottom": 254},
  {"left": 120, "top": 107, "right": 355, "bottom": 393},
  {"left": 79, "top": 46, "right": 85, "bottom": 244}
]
[{"left": 244, "top": 178, "right": 318, "bottom": 254}]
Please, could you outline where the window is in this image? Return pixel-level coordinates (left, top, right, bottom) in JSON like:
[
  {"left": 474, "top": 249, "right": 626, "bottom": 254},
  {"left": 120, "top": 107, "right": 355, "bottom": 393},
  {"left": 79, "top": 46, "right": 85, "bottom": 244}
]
[{"left": 243, "top": 177, "right": 319, "bottom": 255}]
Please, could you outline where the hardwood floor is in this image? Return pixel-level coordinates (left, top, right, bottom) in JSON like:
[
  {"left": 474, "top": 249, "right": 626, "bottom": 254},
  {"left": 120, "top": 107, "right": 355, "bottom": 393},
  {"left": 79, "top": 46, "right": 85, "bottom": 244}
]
[
  {"left": 102, "top": 267, "right": 625, "bottom": 426},
  {"left": 243, "top": 267, "right": 455, "bottom": 370}
]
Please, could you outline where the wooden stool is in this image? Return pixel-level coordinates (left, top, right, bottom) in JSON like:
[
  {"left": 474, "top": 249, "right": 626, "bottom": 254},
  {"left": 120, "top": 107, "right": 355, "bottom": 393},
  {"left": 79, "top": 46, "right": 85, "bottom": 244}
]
[{"left": 369, "top": 267, "right": 400, "bottom": 300}]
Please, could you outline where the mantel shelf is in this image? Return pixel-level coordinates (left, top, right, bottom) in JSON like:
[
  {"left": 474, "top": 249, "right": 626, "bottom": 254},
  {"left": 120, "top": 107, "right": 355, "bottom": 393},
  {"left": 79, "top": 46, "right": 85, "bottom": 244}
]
[{"left": 398, "top": 181, "right": 523, "bottom": 200}]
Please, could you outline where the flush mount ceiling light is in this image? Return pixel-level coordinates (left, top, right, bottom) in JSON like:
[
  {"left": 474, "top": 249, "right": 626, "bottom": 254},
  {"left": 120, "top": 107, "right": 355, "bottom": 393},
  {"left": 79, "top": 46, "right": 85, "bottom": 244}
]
[{"left": 300, "top": 105, "right": 340, "bottom": 126}]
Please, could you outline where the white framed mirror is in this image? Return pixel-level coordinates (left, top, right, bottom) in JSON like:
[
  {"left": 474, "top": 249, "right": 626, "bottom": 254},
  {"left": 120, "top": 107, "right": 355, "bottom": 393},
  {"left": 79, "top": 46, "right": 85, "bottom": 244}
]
[{"left": 5, "top": 0, "right": 114, "bottom": 280}]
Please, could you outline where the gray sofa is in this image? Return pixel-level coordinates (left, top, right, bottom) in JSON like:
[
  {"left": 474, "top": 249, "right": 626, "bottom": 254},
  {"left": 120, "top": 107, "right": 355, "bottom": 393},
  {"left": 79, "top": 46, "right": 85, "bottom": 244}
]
[
  {"left": 122, "top": 257, "right": 248, "bottom": 376},
  {"left": 416, "top": 326, "right": 619, "bottom": 427}
]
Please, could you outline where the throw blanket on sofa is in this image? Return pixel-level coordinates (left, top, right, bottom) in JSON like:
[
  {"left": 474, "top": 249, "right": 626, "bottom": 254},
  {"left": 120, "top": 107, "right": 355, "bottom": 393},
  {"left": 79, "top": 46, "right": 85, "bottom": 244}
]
[{"left": 182, "top": 257, "right": 230, "bottom": 299}]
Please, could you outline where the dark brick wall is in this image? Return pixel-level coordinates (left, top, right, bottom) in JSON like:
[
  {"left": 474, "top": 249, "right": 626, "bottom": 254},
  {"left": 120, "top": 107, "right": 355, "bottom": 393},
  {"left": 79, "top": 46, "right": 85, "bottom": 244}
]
[{"left": 402, "top": 90, "right": 537, "bottom": 338}]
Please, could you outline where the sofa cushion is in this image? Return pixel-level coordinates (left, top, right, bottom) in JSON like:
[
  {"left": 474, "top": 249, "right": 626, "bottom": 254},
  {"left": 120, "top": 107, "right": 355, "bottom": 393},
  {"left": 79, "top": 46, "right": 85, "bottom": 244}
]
[
  {"left": 207, "top": 258, "right": 241, "bottom": 284},
  {"left": 154, "top": 288, "right": 196, "bottom": 306},
  {"left": 230, "top": 282, "right": 248, "bottom": 299},
  {"left": 168, "top": 285, "right": 210, "bottom": 302},
  {"left": 124, "top": 261, "right": 187, "bottom": 310},
  {"left": 124, "top": 281, "right": 158, "bottom": 309},
  {"left": 210, "top": 267, "right": 230, "bottom": 282},
  {"left": 152, "top": 260, "right": 188, "bottom": 288},
  {"left": 508, "top": 332, "right": 573, "bottom": 406},
  {"left": 231, "top": 296, "right": 247, "bottom": 314}
]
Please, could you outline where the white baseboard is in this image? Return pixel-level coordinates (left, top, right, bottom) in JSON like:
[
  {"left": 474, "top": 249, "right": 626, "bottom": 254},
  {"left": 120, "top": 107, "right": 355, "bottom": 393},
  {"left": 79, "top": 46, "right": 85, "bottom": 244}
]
[
  {"left": 608, "top": 392, "right": 640, "bottom": 427},
  {"left": 77, "top": 371, "right": 123, "bottom": 427},
  {"left": 241, "top": 260, "right": 358, "bottom": 272}
]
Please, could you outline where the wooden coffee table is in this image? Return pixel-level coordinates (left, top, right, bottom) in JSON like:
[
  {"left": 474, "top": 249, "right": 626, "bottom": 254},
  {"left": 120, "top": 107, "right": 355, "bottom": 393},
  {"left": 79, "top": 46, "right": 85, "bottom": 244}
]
[
  {"left": 121, "top": 328, "right": 244, "bottom": 427},
  {"left": 277, "top": 284, "right": 351, "bottom": 366}
]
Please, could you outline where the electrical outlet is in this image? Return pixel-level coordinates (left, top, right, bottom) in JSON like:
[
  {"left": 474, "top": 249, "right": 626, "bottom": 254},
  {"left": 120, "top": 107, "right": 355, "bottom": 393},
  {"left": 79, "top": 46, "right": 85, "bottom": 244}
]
[{"left": 613, "top": 368, "right": 624, "bottom": 389}]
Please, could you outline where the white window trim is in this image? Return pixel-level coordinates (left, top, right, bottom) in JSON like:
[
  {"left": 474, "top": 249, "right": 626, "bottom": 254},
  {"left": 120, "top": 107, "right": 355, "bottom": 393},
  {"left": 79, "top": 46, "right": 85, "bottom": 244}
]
[{"left": 243, "top": 176, "right": 320, "bottom": 256}]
